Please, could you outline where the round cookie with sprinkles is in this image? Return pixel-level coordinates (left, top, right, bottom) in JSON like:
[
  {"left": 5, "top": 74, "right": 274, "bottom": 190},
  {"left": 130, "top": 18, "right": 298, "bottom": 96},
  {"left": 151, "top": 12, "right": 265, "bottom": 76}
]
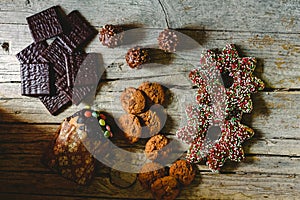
[
  {"left": 120, "top": 87, "right": 146, "bottom": 115},
  {"left": 138, "top": 81, "right": 165, "bottom": 105}
]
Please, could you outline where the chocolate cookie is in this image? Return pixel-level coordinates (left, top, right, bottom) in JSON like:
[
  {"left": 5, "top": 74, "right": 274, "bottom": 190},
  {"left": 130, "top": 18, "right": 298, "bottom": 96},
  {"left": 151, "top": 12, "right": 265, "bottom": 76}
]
[
  {"left": 151, "top": 176, "right": 180, "bottom": 200},
  {"left": 169, "top": 160, "right": 196, "bottom": 186},
  {"left": 138, "top": 162, "right": 166, "bottom": 189},
  {"left": 118, "top": 114, "right": 142, "bottom": 143},
  {"left": 138, "top": 105, "right": 165, "bottom": 137},
  {"left": 145, "top": 134, "right": 171, "bottom": 162},
  {"left": 120, "top": 87, "right": 146, "bottom": 114},
  {"left": 138, "top": 82, "right": 165, "bottom": 105}
]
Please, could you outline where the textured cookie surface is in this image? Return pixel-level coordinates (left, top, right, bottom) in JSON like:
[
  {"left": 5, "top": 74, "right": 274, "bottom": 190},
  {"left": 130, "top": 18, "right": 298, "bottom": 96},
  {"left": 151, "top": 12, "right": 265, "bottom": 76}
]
[
  {"left": 138, "top": 82, "right": 165, "bottom": 105},
  {"left": 120, "top": 87, "right": 146, "bottom": 114},
  {"left": 169, "top": 160, "right": 196, "bottom": 186},
  {"left": 138, "top": 162, "right": 166, "bottom": 189},
  {"left": 151, "top": 176, "right": 180, "bottom": 200},
  {"left": 118, "top": 114, "right": 142, "bottom": 143}
]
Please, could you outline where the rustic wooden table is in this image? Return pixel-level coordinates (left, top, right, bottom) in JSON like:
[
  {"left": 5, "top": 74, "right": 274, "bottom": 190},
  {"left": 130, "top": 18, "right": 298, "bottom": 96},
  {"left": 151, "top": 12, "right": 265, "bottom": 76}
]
[{"left": 0, "top": 0, "right": 300, "bottom": 199}]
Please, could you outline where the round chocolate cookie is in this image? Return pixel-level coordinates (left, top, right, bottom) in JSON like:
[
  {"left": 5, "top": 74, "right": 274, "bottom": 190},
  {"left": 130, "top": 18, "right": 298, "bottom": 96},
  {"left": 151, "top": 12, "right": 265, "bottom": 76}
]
[
  {"left": 120, "top": 87, "right": 146, "bottom": 114},
  {"left": 145, "top": 134, "right": 171, "bottom": 161},
  {"left": 138, "top": 162, "right": 166, "bottom": 189},
  {"left": 138, "top": 82, "right": 165, "bottom": 105},
  {"left": 118, "top": 114, "right": 142, "bottom": 143},
  {"left": 151, "top": 176, "right": 180, "bottom": 200},
  {"left": 138, "top": 105, "right": 165, "bottom": 137},
  {"left": 169, "top": 160, "right": 196, "bottom": 186}
]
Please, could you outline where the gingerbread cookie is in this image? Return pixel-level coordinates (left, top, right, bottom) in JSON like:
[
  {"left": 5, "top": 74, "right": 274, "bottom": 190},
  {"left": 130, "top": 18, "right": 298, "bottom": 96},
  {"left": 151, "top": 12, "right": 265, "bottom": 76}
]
[
  {"left": 145, "top": 134, "right": 171, "bottom": 162},
  {"left": 138, "top": 162, "right": 166, "bottom": 189},
  {"left": 138, "top": 105, "right": 166, "bottom": 137},
  {"left": 118, "top": 114, "right": 142, "bottom": 143},
  {"left": 138, "top": 82, "right": 165, "bottom": 105},
  {"left": 151, "top": 176, "right": 180, "bottom": 200},
  {"left": 169, "top": 160, "right": 196, "bottom": 186},
  {"left": 120, "top": 87, "right": 146, "bottom": 114}
]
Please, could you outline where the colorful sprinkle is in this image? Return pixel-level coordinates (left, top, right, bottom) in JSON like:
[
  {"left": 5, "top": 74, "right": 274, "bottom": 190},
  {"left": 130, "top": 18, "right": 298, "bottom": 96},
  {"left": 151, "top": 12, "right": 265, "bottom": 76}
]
[
  {"left": 106, "top": 125, "right": 111, "bottom": 131},
  {"left": 84, "top": 110, "right": 92, "bottom": 118},
  {"left": 176, "top": 44, "right": 264, "bottom": 172},
  {"left": 104, "top": 130, "right": 111, "bottom": 138},
  {"left": 99, "top": 114, "right": 106, "bottom": 120},
  {"left": 99, "top": 119, "right": 106, "bottom": 126},
  {"left": 92, "top": 111, "right": 99, "bottom": 118}
]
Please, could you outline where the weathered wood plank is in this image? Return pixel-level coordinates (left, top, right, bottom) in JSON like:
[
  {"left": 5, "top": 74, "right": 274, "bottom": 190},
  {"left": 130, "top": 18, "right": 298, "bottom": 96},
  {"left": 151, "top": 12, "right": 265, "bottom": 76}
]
[
  {"left": 0, "top": 171, "right": 299, "bottom": 199},
  {"left": 0, "top": 0, "right": 299, "bottom": 33},
  {"left": 160, "top": 0, "right": 300, "bottom": 33},
  {"left": 0, "top": 124, "right": 300, "bottom": 157},
  {"left": 1, "top": 81, "right": 299, "bottom": 139},
  {"left": 1, "top": 24, "right": 299, "bottom": 88},
  {"left": 0, "top": 0, "right": 165, "bottom": 28}
]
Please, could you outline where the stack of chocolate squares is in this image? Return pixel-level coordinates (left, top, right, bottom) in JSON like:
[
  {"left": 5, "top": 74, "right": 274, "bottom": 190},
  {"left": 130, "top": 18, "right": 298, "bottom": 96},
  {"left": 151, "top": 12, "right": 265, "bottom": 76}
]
[{"left": 16, "top": 6, "right": 101, "bottom": 115}]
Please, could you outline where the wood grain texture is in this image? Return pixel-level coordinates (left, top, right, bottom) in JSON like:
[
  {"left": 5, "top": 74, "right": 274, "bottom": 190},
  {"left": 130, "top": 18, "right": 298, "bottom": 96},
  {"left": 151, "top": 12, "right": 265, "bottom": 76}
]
[{"left": 1, "top": 0, "right": 300, "bottom": 199}]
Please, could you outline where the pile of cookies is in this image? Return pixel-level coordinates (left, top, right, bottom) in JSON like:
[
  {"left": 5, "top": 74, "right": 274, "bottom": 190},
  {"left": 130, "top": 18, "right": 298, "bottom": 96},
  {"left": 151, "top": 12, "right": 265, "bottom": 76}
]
[
  {"left": 138, "top": 160, "right": 196, "bottom": 200},
  {"left": 118, "top": 81, "right": 167, "bottom": 143},
  {"left": 16, "top": 6, "right": 99, "bottom": 115}
]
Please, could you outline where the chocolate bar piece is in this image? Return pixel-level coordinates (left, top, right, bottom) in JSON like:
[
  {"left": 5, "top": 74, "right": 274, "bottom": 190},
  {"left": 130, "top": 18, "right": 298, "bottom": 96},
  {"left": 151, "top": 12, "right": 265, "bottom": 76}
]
[
  {"left": 65, "top": 52, "right": 87, "bottom": 87},
  {"left": 26, "top": 6, "right": 66, "bottom": 42},
  {"left": 57, "top": 11, "right": 98, "bottom": 52},
  {"left": 39, "top": 72, "right": 70, "bottom": 115},
  {"left": 20, "top": 63, "right": 50, "bottom": 96},
  {"left": 56, "top": 74, "right": 95, "bottom": 105},
  {"left": 16, "top": 41, "right": 48, "bottom": 63},
  {"left": 74, "top": 53, "right": 103, "bottom": 86}
]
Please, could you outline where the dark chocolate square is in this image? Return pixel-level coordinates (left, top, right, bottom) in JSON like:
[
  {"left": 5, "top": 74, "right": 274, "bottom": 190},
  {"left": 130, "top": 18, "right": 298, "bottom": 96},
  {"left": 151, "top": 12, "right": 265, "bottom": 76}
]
[
  {"left": 20, "top": 63, "right": 50, "bottom": 96},
  {"left": 56, "top": 11, "right": 98, "bottom": 52},
  {"left": 16, "top": 41, "right": 48, "bottom": 63},
  {"left": 56, "top": 74, "right": 95, "bottom": 105},
  {"left": 26, "top": 6, "right": 66, "bottom": 42},
  {"left": 39, "top": 71, "right": 70, "bottom": 115}
]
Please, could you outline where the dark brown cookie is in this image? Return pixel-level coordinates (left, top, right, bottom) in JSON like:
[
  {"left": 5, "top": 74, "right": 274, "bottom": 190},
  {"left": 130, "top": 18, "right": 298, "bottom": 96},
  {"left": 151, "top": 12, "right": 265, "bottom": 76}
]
[
  {"left": 138, "top": 162, "right": 166, "bottom": 189},
  {"left": 118, "top": 114, "right": 142, "bottom": 143},
  {"left": 145, "top": 134, "right": 171, "bottom": 161},
  {"left": 120, "top": 87, "right": 146, "bottom": 114},
  {"left": 169, "top": 160, "right": 196, "bottom": 186},
  {"left": 151, "top": 176, "right": 180, "bottom": 200},
  {"left": 125, "top": 47, "right": 150, "bottom": 68},
  {"left": 138, "top": 82, "right": 165, "bottom": 105},
  {"left": 139, "top": 105, "right": 167, "bottom": 137}
]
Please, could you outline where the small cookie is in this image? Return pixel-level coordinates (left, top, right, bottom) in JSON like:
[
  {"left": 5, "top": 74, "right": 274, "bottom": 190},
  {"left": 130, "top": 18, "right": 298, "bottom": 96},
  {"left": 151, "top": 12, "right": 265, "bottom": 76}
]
[
  {"left": 138, "top": 105, "right": 166, "bottom": 137},
  {"left": 169, "top": 160, "right": 196, "bottom": 186},
  {"left": 145, "top": 134, "right": 171, "bottom": 162},
  {"left": 138, "top": 162, "right": 166, "bottom": 189},
  {"left": 120, "top": 87, "right": 146, "bottom": 114},
  {"left": 138, "top": 82, "right": 165, "bottom": 105},
  {"left": 118, "top": 114, "right": 142, "bottom": 143},
  {"left": 151, "top": 176, "right": 180, "bottom": 200}
]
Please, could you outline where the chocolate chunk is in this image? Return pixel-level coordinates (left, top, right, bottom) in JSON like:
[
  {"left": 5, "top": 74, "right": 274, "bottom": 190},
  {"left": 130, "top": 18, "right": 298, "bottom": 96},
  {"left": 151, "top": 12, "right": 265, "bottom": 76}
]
[
  {"left": 74, "top": 53, "right": 103, "bottom": 86},
  {"left": 20, "top": 63, "right": 50, "bottom": 96},
  {"left": 39, "top": 72, "right": 70, "bottom": 115},
  {"left": 39, "top": 90, "right": 70, "bottom": 115},
  {"left": 56, "top": 75, "right": 95, "bottom": 105},
  {"left": 56, "top": 11, "right": 98, "bottom": 52},
  {"left": 65, "top": 52, "right": 87, "bottom": 87},
  {"left": 26, "top": 6, "right": 66, "bottom": 42},
  {"left": 39, "top": 38, "right": 68, "bottom": 76},
  {"left": 16, "top": 41, "right": 48, "bottom": 63}
]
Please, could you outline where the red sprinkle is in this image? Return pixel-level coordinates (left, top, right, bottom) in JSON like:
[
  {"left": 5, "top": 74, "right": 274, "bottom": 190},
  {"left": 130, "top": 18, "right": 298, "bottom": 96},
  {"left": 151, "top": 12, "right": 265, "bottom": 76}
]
[
  {"left": 99, "top": 114, "right": 106, "bottom": 120},
  {"left": 84, "top": 110, "right": 92, "bottom": 118}
]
